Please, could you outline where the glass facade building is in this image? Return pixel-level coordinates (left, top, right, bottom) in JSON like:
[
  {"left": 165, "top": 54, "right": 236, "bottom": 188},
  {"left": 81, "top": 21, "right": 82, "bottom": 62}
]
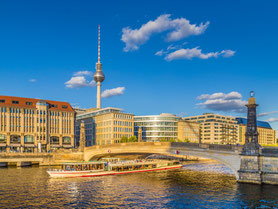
[{"left": 134, "top": 113, "right": 181, "bottom": 142}]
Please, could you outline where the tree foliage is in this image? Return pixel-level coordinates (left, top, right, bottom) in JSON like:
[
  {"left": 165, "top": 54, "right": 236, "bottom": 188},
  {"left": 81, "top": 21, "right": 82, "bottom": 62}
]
[
  {"left": 184, "top": 138, "right": 189, "bottom": 143},
  {"left": 120, "top": 136, "right": 138, "bottom": 143},
  {"left": 160, "top": 138, "right": 177, "bottom": 142}
]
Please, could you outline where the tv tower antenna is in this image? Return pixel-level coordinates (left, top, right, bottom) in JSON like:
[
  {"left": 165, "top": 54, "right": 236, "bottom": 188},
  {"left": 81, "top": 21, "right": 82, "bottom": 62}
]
[{"left": 98, "top": 24, "right": 100, "bottom": 63}]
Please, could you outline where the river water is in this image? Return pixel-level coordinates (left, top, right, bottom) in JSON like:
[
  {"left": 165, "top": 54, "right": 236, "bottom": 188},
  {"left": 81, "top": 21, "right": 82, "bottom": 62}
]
[{"left": 1, "top": 161, "right": 278, "bottom": 208}]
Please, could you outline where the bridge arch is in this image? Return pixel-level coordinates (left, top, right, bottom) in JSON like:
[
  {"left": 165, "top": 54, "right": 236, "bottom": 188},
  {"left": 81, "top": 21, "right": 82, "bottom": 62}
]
[{"left": 84, "top": 142, "right": 241, "bottom": 179}]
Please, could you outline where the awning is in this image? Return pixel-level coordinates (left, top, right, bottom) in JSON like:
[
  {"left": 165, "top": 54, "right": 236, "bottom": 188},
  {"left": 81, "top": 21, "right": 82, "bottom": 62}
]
[
  {"left": 63, "top": 144, "right": 73, "bottom": 148},
  {"left": 0, "top": 143, "right": 6, "bottom": 147}
]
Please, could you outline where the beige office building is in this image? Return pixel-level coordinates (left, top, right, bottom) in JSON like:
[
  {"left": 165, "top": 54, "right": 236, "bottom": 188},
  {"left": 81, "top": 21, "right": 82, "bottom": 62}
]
[
  {"left": 95, "top": 112, "right": 134, "bottom": 145},
  {"left": 0, "top": 95, "right": 75, "bottom": 152},
  {"left": 177, "top": 120, "right": 200, "bottom": 143},
  {"left": 236, "top": 117, "right": 277, "bottom": 145},
  {"left": 183, "top": 113, "right": 238, "bottom": 144}
]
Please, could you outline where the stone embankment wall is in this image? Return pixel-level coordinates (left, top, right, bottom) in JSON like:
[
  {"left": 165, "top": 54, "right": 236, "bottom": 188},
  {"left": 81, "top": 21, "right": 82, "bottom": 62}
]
[
  {"left": 50, "top": 150, "right": 83, "bottom": 165},
  {"left": 238, "top": 149, "right": 278, "bottom": 185},
  {"left": 0, "top": 149, "right": 84, "bottom": 166}
]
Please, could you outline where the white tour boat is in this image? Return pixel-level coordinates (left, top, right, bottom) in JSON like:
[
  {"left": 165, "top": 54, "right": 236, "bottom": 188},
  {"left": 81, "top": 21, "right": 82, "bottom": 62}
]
[{"left": 47, "top": 159, "right": 182, "bottom": 178}]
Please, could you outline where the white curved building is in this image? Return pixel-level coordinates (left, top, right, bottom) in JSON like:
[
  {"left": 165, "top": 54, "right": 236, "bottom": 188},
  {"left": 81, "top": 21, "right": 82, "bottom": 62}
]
[{"left": 134, "top": 113, "right": 181, "bottom": 142}]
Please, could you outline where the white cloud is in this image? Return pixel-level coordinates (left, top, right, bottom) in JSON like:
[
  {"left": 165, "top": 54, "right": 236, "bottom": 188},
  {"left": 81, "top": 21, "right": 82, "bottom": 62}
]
[
  {"left": 155, "top": 49, "right": 165, "bottom": 56},
  {"left": 267, "top": 118, "right": 278, "bottom": 123},
  {"left": 165, "top": 47, "right": 235, "bottom": 61},
  {"left": 101, "top": 87, "right": 125, "bottom": 98},
  {"left": 121, "top": 14, "right": 209, "bottom": 52},
  {"left": 73, "top": 71, "right": 92, "bottom": 76},
  {"left": 197, "top": 91, "right": 247, "bottom": 113},
  {"left": 258, "top": 111, "right": 278, "bottom": 117},
  {"left": 177, "top": 112, "right": 187, "bottom": 117},
  {"left": 166, "top": 18, "right": 209, "bottom": 41},
  {"left": 221, "top": 50, "right": 235, "bottom": 58},
  {"left": 29, "top": 79, "right": 36, "bottom": 82},
  {"left": 167, "top": 44, "right": 178, "bottom": 51},
  {"left": 65, "top": 76, "right": 96, "bottom": 88},
  {"left": 197, "top": 92, "right": 242, "bottom": 100}
]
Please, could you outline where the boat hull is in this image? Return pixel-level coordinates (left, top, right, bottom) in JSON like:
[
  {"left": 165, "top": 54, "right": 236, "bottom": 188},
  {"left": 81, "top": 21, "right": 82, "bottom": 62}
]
[{"left": 47, "top": 165, "right": 182, "bottom": 178}]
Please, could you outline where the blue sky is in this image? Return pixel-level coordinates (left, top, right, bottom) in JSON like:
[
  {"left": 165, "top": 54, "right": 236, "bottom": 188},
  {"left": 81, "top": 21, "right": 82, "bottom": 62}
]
[{"left": 0, "top": 0, "right": 278, "bottom": 130}]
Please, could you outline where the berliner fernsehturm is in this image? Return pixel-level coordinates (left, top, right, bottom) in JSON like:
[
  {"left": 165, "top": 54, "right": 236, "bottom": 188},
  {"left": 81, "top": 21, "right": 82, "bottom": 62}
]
[{"left": 93, "top": 25, "right": 105, "bottom": 109}]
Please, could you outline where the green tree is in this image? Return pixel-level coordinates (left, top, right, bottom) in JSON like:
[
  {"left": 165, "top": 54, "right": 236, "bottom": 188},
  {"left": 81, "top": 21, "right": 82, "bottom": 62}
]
[
  {"left": 160, "top": 138, "right": 167, "bottom": 142},
  {"left": 120, "top": 136, "right": 128, "bottom": 143},
  {"left": 184, "top": 138, "right": 189, "bottom": 143},
  {"left": 169, "top": 138, "right": 176, "bottom": 142},
  {"left": 128, "top": 136, "right": 137, "bottom": 142}
]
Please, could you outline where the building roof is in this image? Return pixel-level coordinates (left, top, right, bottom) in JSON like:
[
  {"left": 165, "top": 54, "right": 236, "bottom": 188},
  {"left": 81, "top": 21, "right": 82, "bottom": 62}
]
[
  {"left": 0, "top": 95, "right": 74, "bottom": 112},
  {"left": 236, "top": 117, "right": 272, "bottom": 129},
  {"left": 135, "top": 113, "right": 180, "bottom": 118},
  {"left": 76, "top": 107, "right": 127, "bottom": 120}
]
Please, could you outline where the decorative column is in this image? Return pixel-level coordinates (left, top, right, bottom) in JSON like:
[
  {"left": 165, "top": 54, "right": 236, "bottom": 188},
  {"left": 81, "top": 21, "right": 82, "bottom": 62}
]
[
  {"left": 138, "top": 127, "right": 142, "bottom": 142},
  {"left": 34, "top": 133, "right": 38, "bottom": 152},
  {"left": 241, "top": 92, "right": 261, "bottom": 155},
  {"left": 20, "top": 133, "right": 24, "bottom": 153},
  {"left": 59, "top": 136, "right": 63, "bottom": 147},
  {"left": 6, "top": 133, "right": 10, "bottom": 153},
  {"left": 238, "top": 91, "right": 262, "bottom": 184},
  {"left": 79, "top": 121, "right": 85, "bottom": 152}
]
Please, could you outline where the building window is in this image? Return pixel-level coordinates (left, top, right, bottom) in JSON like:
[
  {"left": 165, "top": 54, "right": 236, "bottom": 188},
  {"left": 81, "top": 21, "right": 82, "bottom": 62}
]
[
  {"left": 10, "top": 135, "right": 20, "bottom": 143},
  {"left": 26, "top": 102, "right": 33, "bottom": 105},
  {"left": 51, "top": 104, "right": 58, "bottom": 108},
  {"left": 62, "top": 137, "right": 71, "bottom": 144},
  {"left": 50, "top": 136, "right": 59, "bottom": 144},
  {"left": 24, "top": 135, "right": 34, "bottom": 143},
  {"left": 0, "top": 134, "right": 7, "bottom": 143},
  {"left": 0, "top": 100, "right": 5, "bottom": 103},
  {"left": 62, "top": 105, "right": 68, "bottom": 109},
  {"left": 12, "top": 101, "right": 19, "bottom": 104}
]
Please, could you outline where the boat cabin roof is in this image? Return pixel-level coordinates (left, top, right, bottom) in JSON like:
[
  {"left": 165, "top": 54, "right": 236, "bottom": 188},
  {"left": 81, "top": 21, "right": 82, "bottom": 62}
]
[
  {"left": 102, "top": 158, "right": 120, "bottom": 160},
  {"left": 110, "top": 161, "right": 156, "bottom": 168}
]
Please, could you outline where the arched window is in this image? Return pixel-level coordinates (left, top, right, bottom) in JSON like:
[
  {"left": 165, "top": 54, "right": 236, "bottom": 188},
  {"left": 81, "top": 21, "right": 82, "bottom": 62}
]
[
  {"left": 62, "top": 137, "right": 71, "bottom": 144},
  {"left": 0, "top": 134, "right": 7, "bottom": 143},
  {"left": 10, "top": 135, "right": 20, "bottom": 143},
  {"left": 24, "top": 135, "right": 34, "bottom": 143},
  {"left": 50, "top": 136, "right": 59, "bottom": 144}
]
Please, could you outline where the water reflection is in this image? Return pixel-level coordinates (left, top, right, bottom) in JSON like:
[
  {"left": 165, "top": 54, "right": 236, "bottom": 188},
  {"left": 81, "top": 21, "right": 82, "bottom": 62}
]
[{"left": 0, "top": 162, "right": 278, "bottom": 208}]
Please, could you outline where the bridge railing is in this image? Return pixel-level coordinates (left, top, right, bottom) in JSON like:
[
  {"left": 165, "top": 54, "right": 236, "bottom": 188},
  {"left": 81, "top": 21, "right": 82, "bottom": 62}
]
[
  {"left": 173, "top": 142, "right": 241, "bottom": 152},
  {"left": 261, "top": 147, "right": 278, "bottom": 156},
  {"left": 171, "top": 142, "right": 200, "bottom": 148},
  {"left": 84, "top": 142, "right": 243, "bottom": 153}
]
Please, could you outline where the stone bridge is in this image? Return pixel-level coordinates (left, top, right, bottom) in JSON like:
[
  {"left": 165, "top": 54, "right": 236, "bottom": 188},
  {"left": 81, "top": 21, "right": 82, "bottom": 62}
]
[
  {"left": 84, "top": 142, "right": 242, "bottom": 179},
  {"left": 84, "top": 142, "right": 278, "bottom": 185}
]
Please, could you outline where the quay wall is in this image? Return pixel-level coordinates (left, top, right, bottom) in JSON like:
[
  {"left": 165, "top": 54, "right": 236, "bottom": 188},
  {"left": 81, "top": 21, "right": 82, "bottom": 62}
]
[
  {"left": 238, "top": 150, "right": 278, "bottom": 185},
  {"left": 0, "top": 150, "right": 83, "bottom": 166}
]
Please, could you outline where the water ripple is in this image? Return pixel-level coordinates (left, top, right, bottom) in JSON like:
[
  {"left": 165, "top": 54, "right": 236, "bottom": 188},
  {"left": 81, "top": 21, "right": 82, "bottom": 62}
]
[{"left": 0, "top": 162, "right": 278, "bottom": 208}]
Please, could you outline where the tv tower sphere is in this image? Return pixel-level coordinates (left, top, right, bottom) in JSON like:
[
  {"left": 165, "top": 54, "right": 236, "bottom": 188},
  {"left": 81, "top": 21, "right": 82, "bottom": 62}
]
[{"left": 93, "top": 63, "right": 105, "bottom": 82}]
